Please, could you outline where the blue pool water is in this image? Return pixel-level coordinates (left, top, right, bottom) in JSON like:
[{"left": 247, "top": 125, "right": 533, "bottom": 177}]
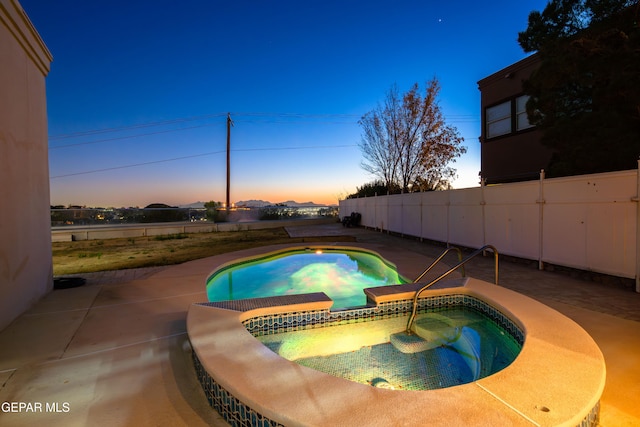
[
  {"left": 258, "top": 306, "right": 522, "bottom": 390},
  {"left": 206, "top": 248, "right": 408, "bottom": 309}
]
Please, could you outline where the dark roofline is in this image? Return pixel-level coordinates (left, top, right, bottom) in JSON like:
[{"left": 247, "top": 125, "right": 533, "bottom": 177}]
[{"left": 477, "top": 53, "right": 540, "bottom": 88}]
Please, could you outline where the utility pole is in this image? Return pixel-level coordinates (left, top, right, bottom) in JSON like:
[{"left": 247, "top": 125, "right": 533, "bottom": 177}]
[{"left": 226, "top": 112, "right": 233, "bottom": 212}]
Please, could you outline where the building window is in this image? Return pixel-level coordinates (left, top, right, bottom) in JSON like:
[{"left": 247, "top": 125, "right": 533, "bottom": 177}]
[
  {"left": 516, "top": 95, "right": 534, "bottom": 131},
  {"left": 485, "top": 95, "right": 536, "bottom": 140},
  {"left": 486, "top": 101, "right": 511, "bottom": 138}
]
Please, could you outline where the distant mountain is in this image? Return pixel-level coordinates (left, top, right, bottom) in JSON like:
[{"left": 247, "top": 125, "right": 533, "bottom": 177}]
[
  {"left": 277, "top": 200, "right": 325, "bottom": 207},
  {"left": 234, "top": 199, "right": 271, "bottom": 207},
  {"left": 178, "top": 201, "right": 206, "bottom": 209},
  {"left": 236, "top": 200, "right": 329, "bottom": 207},
  {"left": 179, "top": 200, "right": 331, "bottom": 208}
]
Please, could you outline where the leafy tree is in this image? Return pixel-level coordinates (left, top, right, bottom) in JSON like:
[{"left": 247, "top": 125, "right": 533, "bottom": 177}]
[
  {"left": 141, "top": 203, "right": 187, "bottom": 223},
  {"left": 204, "top": 200, "right": 224, "bottom": 222},
  {"left": 347, "top": 180, "right": 401, "bottom": 198},
  {"left": 518, "top": 1, "right": 640, "bottom": 176},
  {"left": 518, "top": 0, "right": 636, "bottom": 51},
  {"left": 358, "top": 79, "right": 466, "bottom": 193}
]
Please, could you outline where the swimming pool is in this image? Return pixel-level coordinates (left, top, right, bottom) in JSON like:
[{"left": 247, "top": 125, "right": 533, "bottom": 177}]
[
  {"left": 206, "top": 247, "right": 408, "bottom": 309},
  {"left": 189, "top": 243, "right": 605, "bottom": 426}
]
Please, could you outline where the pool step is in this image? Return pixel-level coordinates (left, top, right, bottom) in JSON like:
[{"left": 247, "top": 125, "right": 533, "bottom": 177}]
[
  {"left": 390, "top": 331, "right": 443, "bottom": 353},
  {"left": 390, "top": 313, "right": 481, "bottom": 354}
]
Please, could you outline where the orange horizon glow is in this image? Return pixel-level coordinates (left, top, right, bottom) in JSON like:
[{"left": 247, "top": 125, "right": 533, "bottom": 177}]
[{"left": 49, "top": 187, "right": 343, "bottom": 208}]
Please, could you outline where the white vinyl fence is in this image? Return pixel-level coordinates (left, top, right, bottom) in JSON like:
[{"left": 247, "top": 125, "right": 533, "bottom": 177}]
[{"left": 340, "top": 168, "right": 640, "bottom": 291}]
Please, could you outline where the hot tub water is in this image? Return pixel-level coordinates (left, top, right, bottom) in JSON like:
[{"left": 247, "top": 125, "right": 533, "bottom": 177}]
[{"left": 257, "top": 306, "right": 521, "bottom": 390}]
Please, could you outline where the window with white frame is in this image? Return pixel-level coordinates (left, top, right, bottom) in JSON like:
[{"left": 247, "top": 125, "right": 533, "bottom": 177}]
[
  {"left": 486, "top": 101, "right": 511, "bottom": 138},
  {"left": 485, "top": 95, "right": 536, "bottom": 139},
  {"left": 516, "top": 95, "right": 534, "bottom": 131}
]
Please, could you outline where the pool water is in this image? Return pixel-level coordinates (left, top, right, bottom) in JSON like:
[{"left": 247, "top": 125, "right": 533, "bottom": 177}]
[
  {"left": 257, "top": 306, "right": 522, "bottom": 390},
  {"left": 206, "top": 248, "right": 407, "bottom": 309}
]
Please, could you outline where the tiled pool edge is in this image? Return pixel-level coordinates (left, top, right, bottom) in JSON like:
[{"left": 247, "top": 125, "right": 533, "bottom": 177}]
[
  {"left": 188, "top": 280, "right": 604, "bottom": 426},
  {"left": 239, "top": 293, "right": 525, "bottom": 346},
  {"left": 192, "top": 353, "right": 285, "bottom": 427},
  {"left": 191, "top": 352, "right": 599, "bottom": 427},
  {"left": 191, "top": 357, "right": 599, "bottom": 427}
]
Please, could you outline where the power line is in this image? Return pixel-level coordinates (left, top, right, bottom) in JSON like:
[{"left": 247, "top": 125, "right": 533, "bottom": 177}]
[
  {"left": 237, "top": 144, "right": 357, "bottom": 152},
  {"left": 48, "top": 113, "right": 228, "bottom": 141},
  {"left": 48, "top": 109, "right": 478, "bottom": 178},
  {"left": 230, "top": 111, "right": 478, "bottom": 120},
  {"left": 48, "top": 111, "right": 479, "bottom": 150},
  {"left": 49, "top": 144, "right": 359, "bottom": 179},
  {"left": 50, "top": 151, "right": 225, "bottom": 178},
  {"left": 47, "top": 112, "right": 361, "bottom": 150},
  {"left": 49, "top": 112, "right": 358, "bottom": 142},
  {"left": 49, "top": 122, "right": 219, "bottom": 149},
  {"left": 231, "top": 111, "right": 359, "bottom": 117}
]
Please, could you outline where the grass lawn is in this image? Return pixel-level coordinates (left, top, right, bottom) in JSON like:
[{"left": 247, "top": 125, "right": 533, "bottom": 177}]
[{"left": 52, "top": 227, "right": 356, "bottom": 276}]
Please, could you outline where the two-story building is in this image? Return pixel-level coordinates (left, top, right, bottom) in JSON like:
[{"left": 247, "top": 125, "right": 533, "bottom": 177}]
[{"left": 478, "top": 54, "right": 553, "bottom": 184}]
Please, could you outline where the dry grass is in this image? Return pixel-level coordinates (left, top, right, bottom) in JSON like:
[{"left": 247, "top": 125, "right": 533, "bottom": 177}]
[{"left": 52, "top": 227, "right": 356, "bottom": 276}]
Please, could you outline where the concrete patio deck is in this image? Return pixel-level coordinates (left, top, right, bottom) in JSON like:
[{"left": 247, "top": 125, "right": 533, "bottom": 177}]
[{"left": 1, "top": 223, "right": 638, "bottom": 426}]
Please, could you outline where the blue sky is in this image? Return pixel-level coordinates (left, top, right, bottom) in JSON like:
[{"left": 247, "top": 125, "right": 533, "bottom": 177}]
[{"left": 21, "top": 0, "right": 547, "bottom": 207}]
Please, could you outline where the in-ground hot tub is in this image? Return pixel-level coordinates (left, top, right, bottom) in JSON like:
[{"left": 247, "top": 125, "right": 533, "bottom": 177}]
[
  {"left": 256, "top": 304, "right": 523, "bottom": 390},
  {"left": 188, "top": 244, "right": 605, "bottom": 426}
]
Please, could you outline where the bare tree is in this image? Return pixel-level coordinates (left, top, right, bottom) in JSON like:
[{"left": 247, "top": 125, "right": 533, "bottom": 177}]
[
  {"left": 358, "top": 86, "right": 401, "bottom": 190},
  {"left": 358, "top": 78, "right": 466, "bottom": 193}
]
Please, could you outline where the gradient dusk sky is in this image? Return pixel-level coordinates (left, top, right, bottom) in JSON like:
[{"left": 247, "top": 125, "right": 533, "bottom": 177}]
[{"left": 20, "top": 0, "right": 548, "bottom": 207}]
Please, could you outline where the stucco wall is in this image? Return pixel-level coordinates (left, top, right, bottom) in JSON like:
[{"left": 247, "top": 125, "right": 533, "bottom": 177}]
[{"left": 0, "top": 0, "right": 53, "bottom": 330}]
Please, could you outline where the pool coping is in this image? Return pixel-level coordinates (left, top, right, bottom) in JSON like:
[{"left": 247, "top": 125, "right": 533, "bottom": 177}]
[{"left": 187, "top": 244, "right": 606, "bottom": 426}]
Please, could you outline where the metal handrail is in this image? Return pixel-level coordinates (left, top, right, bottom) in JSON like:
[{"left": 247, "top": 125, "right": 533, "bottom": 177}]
[
  {"left": 405, "top": 244, "right": 499, "bottom": 334},
  {"left": 413, "top": 247, "right": 464, "bottom": 283}
]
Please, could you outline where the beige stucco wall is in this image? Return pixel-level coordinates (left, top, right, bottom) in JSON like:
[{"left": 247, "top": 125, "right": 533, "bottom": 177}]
[{"left": 0, "top": 0, "right": 53, "bottom": 330}]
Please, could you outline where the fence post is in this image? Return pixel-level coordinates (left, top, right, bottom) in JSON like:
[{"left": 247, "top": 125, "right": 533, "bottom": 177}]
[
  {"left": 538, "top": 169, "right": 546, "bottom": 270},
  {"left": 446, "top": 192, "right": 451, "bottom": 246},
  {"left": 374, "top": 193, "right": 377, "bottom": 231},
  {"left": 420, "top": 193, "right": 423, "bottom": 242},
  {"left": 400, "top": 194, "right": 404, "bottom": 237},
  {"left": 386, "top": 191, "right": 390, "bottom": 234}
]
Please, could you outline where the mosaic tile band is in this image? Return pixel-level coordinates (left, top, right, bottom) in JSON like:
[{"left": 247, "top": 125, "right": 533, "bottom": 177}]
[{"left": 242, "top": 294, "right": 524, "bottom": 345}]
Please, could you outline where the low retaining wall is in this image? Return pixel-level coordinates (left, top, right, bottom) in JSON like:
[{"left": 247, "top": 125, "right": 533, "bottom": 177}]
[{"left": 51, "top": 218, "right": 336, "bottom": 241}]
